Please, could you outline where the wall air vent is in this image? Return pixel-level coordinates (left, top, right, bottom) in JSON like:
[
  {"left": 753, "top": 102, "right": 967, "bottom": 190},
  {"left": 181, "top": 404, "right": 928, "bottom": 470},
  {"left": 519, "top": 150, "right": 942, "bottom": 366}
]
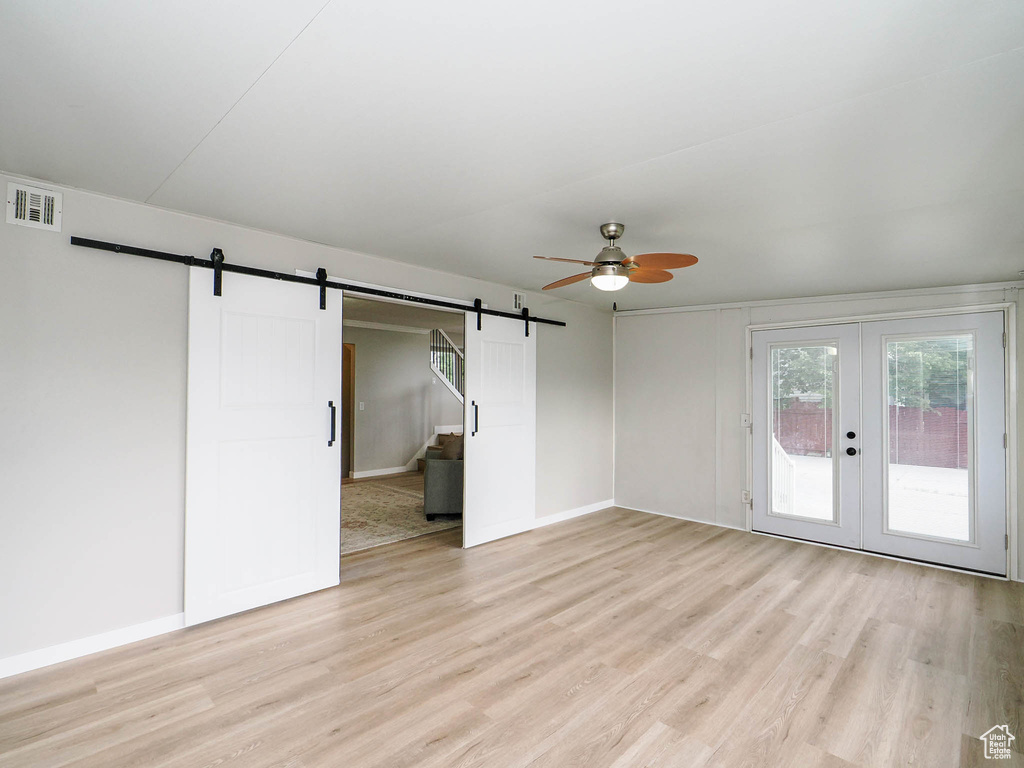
[
  {"left": 513, "top": 292, "right": 526, "bottom": 310},
  {"left": 6, "top": 182, "right": 62, "bottom": 232}
]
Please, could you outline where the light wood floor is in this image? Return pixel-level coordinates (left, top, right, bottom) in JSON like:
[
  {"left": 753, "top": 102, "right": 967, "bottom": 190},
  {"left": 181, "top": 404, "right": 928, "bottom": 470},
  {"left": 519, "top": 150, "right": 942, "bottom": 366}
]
[{"left": 1, "top": 508, "right": 1022, "bottom": 767}]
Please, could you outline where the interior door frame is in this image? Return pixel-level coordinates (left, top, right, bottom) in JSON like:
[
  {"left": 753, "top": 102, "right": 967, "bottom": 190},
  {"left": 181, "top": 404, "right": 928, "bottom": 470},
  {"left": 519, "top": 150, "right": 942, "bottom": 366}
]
[
  {"left": 341, "top": 343, "right": 356, "bottom": 482},
  {"left": 745, "top": 302, "right": 1017, "bottom": 580},
  {"left": 303, "top": 270, "right": 492, "bottom": 550}
]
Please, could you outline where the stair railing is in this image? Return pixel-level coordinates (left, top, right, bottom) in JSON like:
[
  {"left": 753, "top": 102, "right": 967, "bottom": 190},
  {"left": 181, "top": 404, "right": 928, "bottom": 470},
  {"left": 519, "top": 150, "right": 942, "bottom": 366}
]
[{"left": 430, "top": 328, "right": 464, "bottom": 403}]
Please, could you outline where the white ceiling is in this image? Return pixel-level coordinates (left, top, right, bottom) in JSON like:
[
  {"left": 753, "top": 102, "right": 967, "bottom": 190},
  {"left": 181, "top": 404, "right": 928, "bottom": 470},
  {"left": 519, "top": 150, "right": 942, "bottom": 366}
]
[{"left": 2, "top": 0, "right": 1022, "bottom": 308}]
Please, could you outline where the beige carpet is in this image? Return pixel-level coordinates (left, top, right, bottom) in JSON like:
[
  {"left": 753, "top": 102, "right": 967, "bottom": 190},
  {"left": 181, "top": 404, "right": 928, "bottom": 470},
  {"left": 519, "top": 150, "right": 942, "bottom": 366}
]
[{"left": 341, "top": 481, "right": 461, "bottom": 554}]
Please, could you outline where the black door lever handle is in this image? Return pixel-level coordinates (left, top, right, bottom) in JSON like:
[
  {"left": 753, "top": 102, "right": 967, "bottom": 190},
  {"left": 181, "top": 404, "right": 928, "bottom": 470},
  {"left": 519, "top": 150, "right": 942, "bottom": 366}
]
[{"left": 328, "top": 401, "right": 336, "bottom": 447}]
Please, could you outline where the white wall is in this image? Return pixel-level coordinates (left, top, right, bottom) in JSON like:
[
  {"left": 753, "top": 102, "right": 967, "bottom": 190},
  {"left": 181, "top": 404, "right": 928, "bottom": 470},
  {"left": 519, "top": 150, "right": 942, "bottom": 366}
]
[
  {"left": 536, "top": 307, "right": 614, "bottom": 519},
  {"left": 0, "top": 172, "right": 614, "bottom": 662},
  {"left": 615, "top": 284, "right": 1021, "bottom": 579},
  {"left": 343, "top": 325, "right": 463, "bottom": 473},
  {"left": 614, "top": 309, "right": 747, "bottom": 529}
]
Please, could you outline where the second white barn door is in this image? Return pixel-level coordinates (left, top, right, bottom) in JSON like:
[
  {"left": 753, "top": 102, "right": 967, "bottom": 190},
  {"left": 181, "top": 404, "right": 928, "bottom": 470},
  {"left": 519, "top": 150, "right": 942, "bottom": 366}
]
[
  {"left": 185, "top": 268, "right": 342, "bottom": 626},
  {"left": 462, "top": 313, "right": 537, "bottom": 547}
]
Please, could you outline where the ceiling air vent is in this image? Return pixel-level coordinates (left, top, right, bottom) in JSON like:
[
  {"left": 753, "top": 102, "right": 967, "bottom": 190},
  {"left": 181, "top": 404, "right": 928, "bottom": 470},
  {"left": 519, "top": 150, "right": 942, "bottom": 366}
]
[{"left": 6, "top": 182, "right": 62, "bottom": 232}]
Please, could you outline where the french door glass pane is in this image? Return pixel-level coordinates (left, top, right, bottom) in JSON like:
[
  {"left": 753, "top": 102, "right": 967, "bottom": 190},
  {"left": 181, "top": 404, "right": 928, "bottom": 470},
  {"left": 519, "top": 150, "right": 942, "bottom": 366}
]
[
  {"left": 771, "top": 345, "right": 837, "bottom": 521},
  {"left": 886, "top": 336, "right": 972, "bottom": 541}
]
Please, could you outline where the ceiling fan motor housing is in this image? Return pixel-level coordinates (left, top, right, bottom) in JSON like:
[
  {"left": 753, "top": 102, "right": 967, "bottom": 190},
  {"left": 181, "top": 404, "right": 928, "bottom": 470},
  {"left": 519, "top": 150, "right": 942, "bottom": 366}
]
[{"left": 596, "top": 245, "right": 627, "bottom": 264}]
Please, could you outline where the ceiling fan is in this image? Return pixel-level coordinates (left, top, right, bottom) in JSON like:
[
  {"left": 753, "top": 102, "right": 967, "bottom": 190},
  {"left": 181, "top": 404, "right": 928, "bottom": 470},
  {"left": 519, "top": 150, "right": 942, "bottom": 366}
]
[{"left": 535, "top": 223, "right": 698, "bottom": 291}]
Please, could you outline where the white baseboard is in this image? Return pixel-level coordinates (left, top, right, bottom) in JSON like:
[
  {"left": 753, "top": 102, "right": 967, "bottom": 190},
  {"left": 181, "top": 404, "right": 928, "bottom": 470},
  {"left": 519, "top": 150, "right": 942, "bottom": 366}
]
[
  {"left": 616, "top": 504, "right": 747, "bottom": 531},
  {"left": 0, "top": 613, "right": 185, "bottom": 680},
  {"left": 533, "top": 498, "right": 616, "bottom": 528},
  {"left": 351, "top": 466, "right": 411, "bottom": 479}
]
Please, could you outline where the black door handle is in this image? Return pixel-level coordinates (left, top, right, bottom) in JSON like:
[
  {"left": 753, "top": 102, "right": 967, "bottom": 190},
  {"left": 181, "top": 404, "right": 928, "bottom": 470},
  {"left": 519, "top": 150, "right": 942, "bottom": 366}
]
[
  {"left": 328, "top": 401, "right": 336, "bottom": 447},
  {"left": 471, "top": 400, "right": 479, "bottom": 436},
  {"left": 846, "top": 446, "right": 857, "bottom": 456},
  {"left": 846, "top": 431, "right": 857, "bottom": 439}
]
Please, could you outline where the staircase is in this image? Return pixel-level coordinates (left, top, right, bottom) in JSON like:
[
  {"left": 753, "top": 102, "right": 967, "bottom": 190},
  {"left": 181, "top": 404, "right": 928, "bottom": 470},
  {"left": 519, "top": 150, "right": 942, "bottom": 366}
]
[{"left": 430, "top": 328, "right": 464, "bottom": 404}]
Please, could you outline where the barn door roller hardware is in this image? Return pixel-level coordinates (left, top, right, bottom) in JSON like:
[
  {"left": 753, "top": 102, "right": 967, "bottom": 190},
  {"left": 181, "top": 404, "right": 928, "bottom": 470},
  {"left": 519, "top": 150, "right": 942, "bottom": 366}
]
[
  {"left": 69, "top": 237, "right": 566, "bottom": 332},
  {"left": 211, "top": 248, "right": 224, "bottom": 296},
  {"left": 316, "top": 267, "right": 328, "bottom": 310}
]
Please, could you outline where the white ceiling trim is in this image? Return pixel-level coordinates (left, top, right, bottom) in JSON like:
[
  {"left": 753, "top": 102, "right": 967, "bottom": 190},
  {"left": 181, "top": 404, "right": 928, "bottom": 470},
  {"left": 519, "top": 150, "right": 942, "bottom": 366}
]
[{"left": 614, "top": 280, "right": 1023, "bottom": 316}]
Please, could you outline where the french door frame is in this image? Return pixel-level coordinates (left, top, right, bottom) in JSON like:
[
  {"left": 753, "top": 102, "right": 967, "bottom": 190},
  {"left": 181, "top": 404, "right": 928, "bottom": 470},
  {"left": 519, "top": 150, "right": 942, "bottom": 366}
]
[{"left": 745, "top": 302, "right": 1017, "bottom": 580}]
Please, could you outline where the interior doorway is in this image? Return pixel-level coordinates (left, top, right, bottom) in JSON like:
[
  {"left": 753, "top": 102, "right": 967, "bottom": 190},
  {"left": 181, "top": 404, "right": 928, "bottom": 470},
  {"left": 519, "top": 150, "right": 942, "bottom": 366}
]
[{"left": 340, "top": 296, "right": 466, "bottom": 555}]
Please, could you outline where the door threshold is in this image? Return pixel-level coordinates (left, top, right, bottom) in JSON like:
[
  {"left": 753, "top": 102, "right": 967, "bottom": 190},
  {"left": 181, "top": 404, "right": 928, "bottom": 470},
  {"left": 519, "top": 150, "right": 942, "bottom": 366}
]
[{"left": 751, "top": 529, "right": 1007, "bottom": 580}]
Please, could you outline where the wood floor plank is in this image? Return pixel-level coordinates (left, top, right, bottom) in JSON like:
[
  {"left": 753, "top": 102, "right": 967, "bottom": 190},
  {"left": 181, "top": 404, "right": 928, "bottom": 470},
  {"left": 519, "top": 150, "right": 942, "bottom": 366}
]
[
  {"left": 796, "top": 572, "right": 883, "bottom": 659},
  {"left": 609, "top": 723, "right": 713, "bottom": 768},
  {"left": 808, "top": 616, "right": 971, "bottom": 768},
  {"left": 703, "top": 645, "right": 842, "bottom": 768},
  {"left": 1, "top": 507, "right": 1021, "bottom": 768}
]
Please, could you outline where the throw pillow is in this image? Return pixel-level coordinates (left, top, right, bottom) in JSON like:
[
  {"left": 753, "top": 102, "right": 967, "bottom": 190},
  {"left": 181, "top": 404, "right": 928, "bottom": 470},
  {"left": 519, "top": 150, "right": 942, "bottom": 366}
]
[{"left": 440, "top": 433, "right": 461, "bottom": 460}]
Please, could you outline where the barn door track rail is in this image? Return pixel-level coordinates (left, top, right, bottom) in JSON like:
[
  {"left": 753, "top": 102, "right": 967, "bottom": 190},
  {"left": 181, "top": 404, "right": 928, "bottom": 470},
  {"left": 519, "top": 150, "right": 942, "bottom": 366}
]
[{"left": 70, "top": 237, "right": 565, "bottom": 332}]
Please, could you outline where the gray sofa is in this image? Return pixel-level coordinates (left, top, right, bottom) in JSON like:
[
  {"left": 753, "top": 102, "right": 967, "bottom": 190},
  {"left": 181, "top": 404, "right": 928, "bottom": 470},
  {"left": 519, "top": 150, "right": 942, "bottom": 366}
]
[{"left": 423, "top": 452, "right": 463, "bottom": 521}]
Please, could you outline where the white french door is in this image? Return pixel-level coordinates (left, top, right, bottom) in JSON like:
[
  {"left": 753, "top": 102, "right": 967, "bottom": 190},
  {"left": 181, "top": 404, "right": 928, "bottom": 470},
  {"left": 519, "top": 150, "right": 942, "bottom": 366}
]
[
  {"left": 752, "top": 311, "right": 1007, "bottom": 575},
  {"left": 752, "top": 324, "right": 862, "bottom": 549},
  {"left": 185, "top": 268, "right": 342, "bottom": 625},
  {"left": 462, "top": 313, "right": 537, "bottom": 548},
  {"left": 861, "top": 312, "right": 1006, "bottom": 573}
]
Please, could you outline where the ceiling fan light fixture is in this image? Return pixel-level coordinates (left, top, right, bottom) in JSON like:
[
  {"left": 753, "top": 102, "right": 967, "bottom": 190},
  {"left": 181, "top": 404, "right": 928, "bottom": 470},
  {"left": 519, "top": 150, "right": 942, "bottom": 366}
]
[
  {"left": 536, "top": 221, "right": 697, "bottom": 292},
  {"left": 591, "top": 263, "right": 629, "bottom": 291}
]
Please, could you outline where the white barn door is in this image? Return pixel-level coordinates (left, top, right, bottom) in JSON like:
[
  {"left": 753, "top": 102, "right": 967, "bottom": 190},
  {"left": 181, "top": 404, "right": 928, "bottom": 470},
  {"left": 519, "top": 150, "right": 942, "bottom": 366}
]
[
  {"left": 463, "top": 314, "right": 537, "bottom": 547},
  {"left": 185, "top": 268, "right": 342, "bottom": 626}
]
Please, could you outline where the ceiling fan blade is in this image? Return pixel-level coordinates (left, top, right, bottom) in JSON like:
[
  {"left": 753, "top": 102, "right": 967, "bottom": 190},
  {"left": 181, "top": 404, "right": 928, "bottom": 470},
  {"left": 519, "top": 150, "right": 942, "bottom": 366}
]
[
  {"left": 628, "top": 269, "right": 673, "bottom": 284},
  {"left": 626, "top": 252, "right": 698, "bottom": 270},
  {"left": 542, "top": 272, "right": 591, "bottom": 290},
  {"left": 533, "top": 255, "right": 599, "bottom": 266}
]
